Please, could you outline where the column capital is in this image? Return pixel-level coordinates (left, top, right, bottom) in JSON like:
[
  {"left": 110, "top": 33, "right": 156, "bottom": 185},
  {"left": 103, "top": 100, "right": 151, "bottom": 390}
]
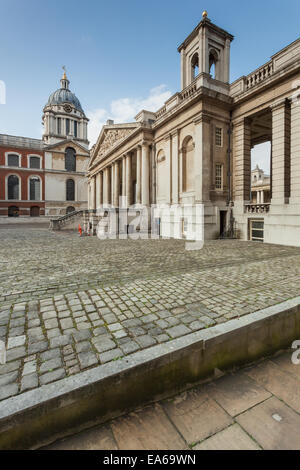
[
  {"left": 270, "top": 97, "right": 289, "bottom": 112},
  {"left": 193, "top": 112, "right": 211, "bottom": 125}
]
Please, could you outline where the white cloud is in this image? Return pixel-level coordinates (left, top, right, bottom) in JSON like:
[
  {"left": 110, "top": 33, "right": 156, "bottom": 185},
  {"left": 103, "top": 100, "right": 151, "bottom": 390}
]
[{"left": 87, "top": 84, "right": 172, "bottom": 146}]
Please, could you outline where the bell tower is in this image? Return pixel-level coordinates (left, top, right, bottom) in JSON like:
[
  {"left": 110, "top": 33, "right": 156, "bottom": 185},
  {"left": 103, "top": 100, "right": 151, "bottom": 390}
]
[{"left": 178, "top": 11, "right": 234, "bottom": 89}]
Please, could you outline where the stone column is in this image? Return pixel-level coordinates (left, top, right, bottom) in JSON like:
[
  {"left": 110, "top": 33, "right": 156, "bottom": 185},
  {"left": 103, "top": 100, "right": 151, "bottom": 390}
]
[
  {"left": 90, "top": 176, "right": 96, "bottom": 210},
  {"left": 171, "top": 130, "right": 179, "bottom": 204},
  {"left": 96, "top": 172, "right": 103, "bottom": 209},
  {"left": 136, "top": 146, "right": 142, "bottom": 204},
  {"left": 290, "top": 97, "right": 300, "bottom": 203},
  {"left": 232, "top": 118, "right": 251, "bottom": 202},
  {"left": 126, "top": 153, "right": 132, "bottom": 206},
  {"left": 261, "top": 190, "right": 264, "bottom": 204},
  {"left": 110, "top": 165, "right": 114, "bottom": 206},
  {"left": 271, "top": 98, "right": 290, "bottom": 204},
  {"left": 114, "top": 161, "right": 120, "bottom": 207},
  {"left": 141, "top": 143, "right": 150, "bottom": 205}
]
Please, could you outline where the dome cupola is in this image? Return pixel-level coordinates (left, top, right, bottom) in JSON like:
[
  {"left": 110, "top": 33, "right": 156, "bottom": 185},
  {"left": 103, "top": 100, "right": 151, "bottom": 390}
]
[{"left": 42, "top": 69, "right": 89, "bottom": 149}]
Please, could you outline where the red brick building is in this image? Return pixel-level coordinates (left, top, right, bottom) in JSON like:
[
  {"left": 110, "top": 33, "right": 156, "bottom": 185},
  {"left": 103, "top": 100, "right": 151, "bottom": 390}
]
[{"left": 0, "top": 134, "right": 45, "bottom": 217}]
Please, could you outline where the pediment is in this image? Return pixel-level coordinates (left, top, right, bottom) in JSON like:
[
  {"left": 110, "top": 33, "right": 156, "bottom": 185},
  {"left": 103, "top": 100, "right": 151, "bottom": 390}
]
[{"left": 89, "top": 125, "right": 138, "bottom": 168}]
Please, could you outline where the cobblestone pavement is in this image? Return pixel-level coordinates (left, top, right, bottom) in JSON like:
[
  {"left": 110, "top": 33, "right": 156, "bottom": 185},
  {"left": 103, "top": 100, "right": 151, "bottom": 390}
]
[
  {"left": 1, "top": 227, "right": 300, "bottom": 402},
  {"left": 43, "top": 350, "right": 300, "bottom": 450}
]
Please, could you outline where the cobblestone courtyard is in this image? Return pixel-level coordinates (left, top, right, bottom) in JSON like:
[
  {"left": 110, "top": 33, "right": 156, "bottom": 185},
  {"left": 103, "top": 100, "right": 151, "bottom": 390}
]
[{"left": 1, "top": 226, "right": 300, "bottom": 402}]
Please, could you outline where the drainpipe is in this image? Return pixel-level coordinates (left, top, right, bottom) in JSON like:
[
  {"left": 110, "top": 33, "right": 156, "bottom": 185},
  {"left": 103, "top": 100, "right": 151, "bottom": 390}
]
[
  {"left": 227, "top": 111, "right": 233, "bottom": 206},
  {"left": 227, "top": 112, "right": 234, "bottom": 236}
]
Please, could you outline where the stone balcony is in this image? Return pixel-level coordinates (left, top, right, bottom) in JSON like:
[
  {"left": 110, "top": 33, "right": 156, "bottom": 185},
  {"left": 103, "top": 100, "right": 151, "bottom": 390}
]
[{"left": 245, "top": 203, "right": 270, "bottom": 214}]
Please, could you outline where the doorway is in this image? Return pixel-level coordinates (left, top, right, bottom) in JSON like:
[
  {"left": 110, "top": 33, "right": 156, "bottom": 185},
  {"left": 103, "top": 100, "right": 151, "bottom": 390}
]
[{"left": 220, "top": 210, "right": 227, "bottom": 237}]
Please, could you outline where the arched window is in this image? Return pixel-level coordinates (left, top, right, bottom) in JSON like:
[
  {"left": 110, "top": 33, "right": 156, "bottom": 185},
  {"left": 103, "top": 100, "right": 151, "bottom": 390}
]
[
  {"left": 182, "top": 136, "right": 195, "bottom": 193},
  {"left": 29, "top": 176, "right": 41, "bottom": 201},
  {"left": 8, "top": 175, "right": 19, "bottom": 200},
  {"left": 8, "top": 206, "right": 19, "bottom": 217},
  {"left": 65, "top": 147, "right": 76, "bottom": 172},
  {"left": 191, "top": 53, "right": 199, "bottom": 79},
  {"left": 7, "top": 154, "right": 20, "bottom": 167},
  {"left": 29, "top": 156, "right": 41, "bottom": 169},
  {"left": 66, "top": 179, "right": 75, "bottom": 201},
  {"left": 209, "top": 49, "right": 218, "bottom": 79},
  {"left": 66, "top": 206, "right": 75, "bottom": 214}
]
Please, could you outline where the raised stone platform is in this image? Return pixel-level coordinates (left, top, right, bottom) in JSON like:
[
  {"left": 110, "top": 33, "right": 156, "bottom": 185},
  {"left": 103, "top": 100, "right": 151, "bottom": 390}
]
[{"left": 0, "top": 228, "right": 300, "bottom": 448}]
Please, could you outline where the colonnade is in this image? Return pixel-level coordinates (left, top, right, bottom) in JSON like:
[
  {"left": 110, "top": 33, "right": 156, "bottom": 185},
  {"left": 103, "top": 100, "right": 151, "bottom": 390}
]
[{"left": 89, "top": 142, "right": 151, "bottom": 209}]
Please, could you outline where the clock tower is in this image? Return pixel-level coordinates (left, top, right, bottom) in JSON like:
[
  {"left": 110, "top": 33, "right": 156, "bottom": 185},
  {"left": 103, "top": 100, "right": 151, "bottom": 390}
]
[{"left": 42, "top": 70, "right": 89, "bottom": 149}]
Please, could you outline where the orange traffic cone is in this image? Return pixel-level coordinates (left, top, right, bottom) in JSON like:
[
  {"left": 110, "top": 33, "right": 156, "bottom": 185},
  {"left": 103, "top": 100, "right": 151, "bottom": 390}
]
[{"left": 78, "top": 224, "right": 82, "bottom": 237}]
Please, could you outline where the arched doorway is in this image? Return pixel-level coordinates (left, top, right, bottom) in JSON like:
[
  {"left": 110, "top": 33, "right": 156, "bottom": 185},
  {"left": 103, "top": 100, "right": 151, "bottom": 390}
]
[
  {"left": 66, "top": 206, "right": 75, "bottom": 214},
  {"left": 8, "top": 206, "right": 19, "bottom": 217},
  {"left": 30, "top": 206, "right": 40, "bottom": 217}
]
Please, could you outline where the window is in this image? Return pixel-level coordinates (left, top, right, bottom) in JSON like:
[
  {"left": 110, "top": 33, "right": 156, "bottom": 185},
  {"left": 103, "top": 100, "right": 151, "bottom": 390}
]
[
  {"left": 215, "top": 164, "right": 223, "bottom": 190},
  {"left": 66, "top": 119, "right": 70, "bottom": 136},
  {"left": 66, "top": 206, "right": 75, "bottom": 214},
  {"left": 209, "top": 49, "right": 218, "bottom": 79},
  {"left": 7, "top": 154, "right": 19, "bottom": 167},
  {"left": 57, "top": 118, "right": 61, "bottom": 135},
  {"left": 66, "top": 179, "right": 75, "bottom": 201},
  {"left": 215, "top": 127, "right": 223, "bottom": 147},
  {"left": 29, "top": 156, "right": 40, "bottom": 169},
  {"left": 8, "top": 206, "right": 19, "bottom": 217},
  {"left": 74, "top": 121, "right": 77, "bottom": 138},
  {"left": 65, "top": 147, "right": 76, "bottom": 172},
  {"left": 191, "top": 53, "right": 199, "bottom": 79},
  {"left": 8, "top": 175, "right": 19, "bottom": 199},
  {"left": 250, "top": 220, "right": 264, "bottom": 242},
  {"left": 29, "top": 177, "right": 40, "bottom": 201}
]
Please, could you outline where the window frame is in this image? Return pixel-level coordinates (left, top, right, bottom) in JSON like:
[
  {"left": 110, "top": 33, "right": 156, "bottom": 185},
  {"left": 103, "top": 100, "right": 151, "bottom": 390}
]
[
  {"left": 7, "top": 174, "right": 21, "bottom": 200},
  {"left": 27, "top": 154, "right": 42, "bottom": 170},
  {"left": 66, "top": 178, "right": 75, "bottom": 201},
  {"left": 5, "top": 152, "right": 21, "bottom": 168},
  {"left": 215, "top": 127, "right": 223, "bottom": 148},
  {"left": 28, "top": 175, "right": 42, "bottom": 201},
  {"left": 215, "top": 163, "right": 223, "bottom": 191}
]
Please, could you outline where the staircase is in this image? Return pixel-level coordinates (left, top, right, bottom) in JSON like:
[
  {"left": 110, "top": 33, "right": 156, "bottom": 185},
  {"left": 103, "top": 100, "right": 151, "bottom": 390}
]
[{"left": 49, "top": 210, "right": 85, "bottom": 231}]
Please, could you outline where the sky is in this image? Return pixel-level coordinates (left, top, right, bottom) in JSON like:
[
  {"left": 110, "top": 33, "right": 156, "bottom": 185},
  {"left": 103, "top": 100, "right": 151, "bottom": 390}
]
[{"left": 1, "top": 0, "right": 299, "bottom": 172}]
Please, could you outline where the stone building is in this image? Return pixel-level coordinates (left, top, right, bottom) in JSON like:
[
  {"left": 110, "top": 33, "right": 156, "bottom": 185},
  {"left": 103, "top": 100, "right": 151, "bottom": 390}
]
[
  {"left": 0, "top": 71, "right": 90, "bottom": 218},
  {"left": 88, "top": 11, "right": 300, "bottom": 246},
  {"left": 251, "top": 165, "right": 271, "bottom": 205}
]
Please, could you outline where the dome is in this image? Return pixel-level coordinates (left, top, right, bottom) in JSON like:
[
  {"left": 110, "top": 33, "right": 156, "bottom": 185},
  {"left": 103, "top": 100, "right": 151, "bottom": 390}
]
[{"left": 46, "top": 88, "right": 83, "bottom": 112}]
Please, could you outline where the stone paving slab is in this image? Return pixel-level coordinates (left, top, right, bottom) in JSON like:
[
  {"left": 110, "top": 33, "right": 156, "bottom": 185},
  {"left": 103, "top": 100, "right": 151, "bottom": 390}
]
[
  {"left": 43, "top": 350, "right": 300, "bottom": 450},
  {"left": 1, "top": 227, "right": 300, "bottom": 403}
]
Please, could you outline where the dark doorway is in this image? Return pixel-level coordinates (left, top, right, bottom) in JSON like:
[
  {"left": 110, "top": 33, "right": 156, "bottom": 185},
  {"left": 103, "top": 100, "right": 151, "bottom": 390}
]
[
  {"left": 8, "top": 206, "right": 19, "bottom": 217},
  {"left": 30, "top": 206, "right": 40, "bottom": 217},
  {"left": 220, "top": 210, "right": 227, "bottom": 237}
]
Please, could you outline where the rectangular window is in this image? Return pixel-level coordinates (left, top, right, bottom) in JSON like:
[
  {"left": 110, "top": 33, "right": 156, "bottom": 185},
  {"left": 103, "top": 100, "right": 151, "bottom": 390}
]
[
  {"left": 74, "top": 121, "right": 77, "bottom": 138},
  {"left": 57, "top": 118, "right": 61, "bottom": 135},
  {"left": 215, "top": 163, "right": 223, "bottom": 190},
  {"left": 30, "top": 156, "right": 40, "bottom": 169},
  {"left": 250, "top": 219, "right": 264, "bottom": 242},
  {"left": 66, "top": 119, "right": 70, "bottom": 136},
  {"left": 215, "top": 127, "right": 223, "bottom": 147}
]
